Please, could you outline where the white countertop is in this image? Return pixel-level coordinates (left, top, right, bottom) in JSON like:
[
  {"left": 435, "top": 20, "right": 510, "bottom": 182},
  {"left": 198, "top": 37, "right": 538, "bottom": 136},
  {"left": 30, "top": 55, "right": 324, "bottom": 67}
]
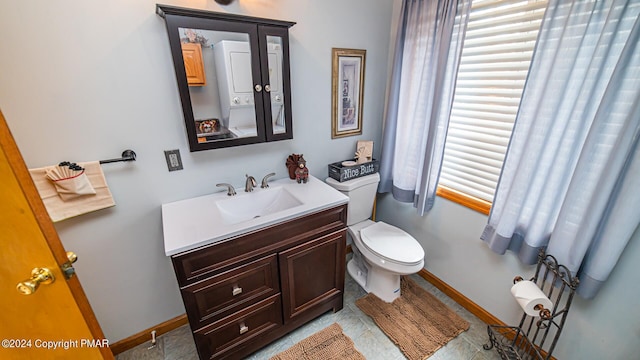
[{"left": 161, "top": 175, "right": 348, "bottom": 256}]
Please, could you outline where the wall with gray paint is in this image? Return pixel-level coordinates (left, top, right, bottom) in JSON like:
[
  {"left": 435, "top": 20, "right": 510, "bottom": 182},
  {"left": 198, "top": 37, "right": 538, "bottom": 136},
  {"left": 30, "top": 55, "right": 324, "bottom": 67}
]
[{"left": 0, "top": 0, "right": 393, "bottom": 342}]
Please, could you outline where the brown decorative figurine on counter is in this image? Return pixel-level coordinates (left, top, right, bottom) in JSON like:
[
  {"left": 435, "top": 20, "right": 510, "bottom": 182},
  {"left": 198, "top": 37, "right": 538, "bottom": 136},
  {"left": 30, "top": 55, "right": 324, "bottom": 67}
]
[{"left": 294, "top": 156, "right": 309, "bottom": 184}]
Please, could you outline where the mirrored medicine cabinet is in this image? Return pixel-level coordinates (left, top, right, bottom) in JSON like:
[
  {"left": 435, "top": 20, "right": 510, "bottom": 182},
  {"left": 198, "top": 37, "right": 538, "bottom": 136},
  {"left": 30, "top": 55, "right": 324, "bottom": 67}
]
[{"left": 157, "top": 4, "right": 295, "bottom": 151}]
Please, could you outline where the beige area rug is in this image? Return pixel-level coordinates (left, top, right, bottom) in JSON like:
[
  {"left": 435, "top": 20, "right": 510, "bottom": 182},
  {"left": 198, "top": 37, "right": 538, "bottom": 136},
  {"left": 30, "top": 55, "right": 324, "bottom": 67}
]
[
  {"left": 356, "top": 276, "right": 470, "bottom": 360},
  {"left": 270, "top": 323, "right": 365, "bottom": 360}
]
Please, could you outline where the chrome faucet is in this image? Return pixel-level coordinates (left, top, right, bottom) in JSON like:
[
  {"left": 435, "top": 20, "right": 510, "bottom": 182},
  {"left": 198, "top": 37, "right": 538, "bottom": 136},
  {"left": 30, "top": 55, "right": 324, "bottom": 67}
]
[
  {"left": 261, "top": 172, "right": 276, "bottom": 188},
  {"left": 216, "top": 183, "right": 236, "bottom": 196},
  {"left": 245, "top": 174, "right": 257, "bottom": 192}
]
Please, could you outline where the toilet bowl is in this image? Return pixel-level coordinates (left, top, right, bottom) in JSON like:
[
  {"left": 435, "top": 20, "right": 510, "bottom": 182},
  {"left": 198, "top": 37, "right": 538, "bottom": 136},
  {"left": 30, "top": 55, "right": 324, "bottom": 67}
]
[
  {"left": 347, "top": 219, "right": 424, "bottom": 302},
  {"left": 326, "top": 174, "right": 425, "bottom": 302}
]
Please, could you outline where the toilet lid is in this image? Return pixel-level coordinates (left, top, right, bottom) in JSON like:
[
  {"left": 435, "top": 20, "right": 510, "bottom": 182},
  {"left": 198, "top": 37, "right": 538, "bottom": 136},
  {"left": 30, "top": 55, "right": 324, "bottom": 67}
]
[{"left": 360, "top": 222, "right": 424, "bottom": 265}]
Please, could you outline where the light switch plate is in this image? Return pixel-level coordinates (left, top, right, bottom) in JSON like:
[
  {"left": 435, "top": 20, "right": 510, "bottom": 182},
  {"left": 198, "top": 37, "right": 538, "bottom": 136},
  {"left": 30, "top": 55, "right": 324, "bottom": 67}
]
[{"left": 164, "top": 149, "right": 183, "bottom": 171}]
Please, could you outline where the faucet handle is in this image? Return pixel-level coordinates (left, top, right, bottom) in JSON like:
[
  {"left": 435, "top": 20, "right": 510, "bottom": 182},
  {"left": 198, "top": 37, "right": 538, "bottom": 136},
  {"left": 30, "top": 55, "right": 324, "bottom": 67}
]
[
  {"left": 216, "top": 183, "right": 236, "bottom": 196},
  {"left": 261, "top": 172, "right": 276, "bottom": 188}
]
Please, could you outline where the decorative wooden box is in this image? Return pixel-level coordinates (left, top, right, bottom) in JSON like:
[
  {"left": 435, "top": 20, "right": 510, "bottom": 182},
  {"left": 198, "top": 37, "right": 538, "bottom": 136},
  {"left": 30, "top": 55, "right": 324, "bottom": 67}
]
[{"left": 328, "top": 159, "right": 379, "bottom": 182}]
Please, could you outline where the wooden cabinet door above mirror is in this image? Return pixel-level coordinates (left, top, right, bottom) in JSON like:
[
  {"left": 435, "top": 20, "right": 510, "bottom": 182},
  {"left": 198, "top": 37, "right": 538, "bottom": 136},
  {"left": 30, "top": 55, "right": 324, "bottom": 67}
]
[{"left": 157, "top": 4, "right": 295, "bottom": 151}]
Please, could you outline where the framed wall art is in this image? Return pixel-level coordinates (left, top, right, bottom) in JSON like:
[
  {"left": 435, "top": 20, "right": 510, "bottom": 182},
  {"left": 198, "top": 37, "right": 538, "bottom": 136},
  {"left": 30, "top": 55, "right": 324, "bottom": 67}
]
[{"left": 331, "top": 48, "right": 366, "bottom": 138}]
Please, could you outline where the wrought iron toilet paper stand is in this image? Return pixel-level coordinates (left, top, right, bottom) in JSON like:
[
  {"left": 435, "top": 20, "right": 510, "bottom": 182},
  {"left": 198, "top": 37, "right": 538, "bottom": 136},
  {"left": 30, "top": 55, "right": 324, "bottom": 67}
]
[{"left": 484, "top": 250, "right": 579, "bottom": 360}]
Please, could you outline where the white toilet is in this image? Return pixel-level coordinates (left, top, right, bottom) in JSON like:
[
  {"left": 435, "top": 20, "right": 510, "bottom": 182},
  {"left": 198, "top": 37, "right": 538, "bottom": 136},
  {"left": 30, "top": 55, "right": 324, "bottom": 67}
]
[{"left": 326, "top": 173, "right": 425, "bottom": 302}]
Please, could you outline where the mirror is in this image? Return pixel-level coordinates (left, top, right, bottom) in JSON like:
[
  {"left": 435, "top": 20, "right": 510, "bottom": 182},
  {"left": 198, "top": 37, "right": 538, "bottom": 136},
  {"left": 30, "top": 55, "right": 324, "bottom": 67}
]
[
  {"left": 158, "top": 5, "right": 295, "bottom": 151},
  {"left": 266, "top": 35, "right": 286, "bottom": 135},
  {"left": 179, "top": 28, "right": 257, "bottom": 143}
]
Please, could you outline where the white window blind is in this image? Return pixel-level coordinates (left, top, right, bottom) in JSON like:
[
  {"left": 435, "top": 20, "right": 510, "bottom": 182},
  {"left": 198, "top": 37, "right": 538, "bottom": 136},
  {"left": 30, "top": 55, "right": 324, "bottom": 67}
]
[{"left": 440, "top": 0, "right": 548, "bottom": 202}]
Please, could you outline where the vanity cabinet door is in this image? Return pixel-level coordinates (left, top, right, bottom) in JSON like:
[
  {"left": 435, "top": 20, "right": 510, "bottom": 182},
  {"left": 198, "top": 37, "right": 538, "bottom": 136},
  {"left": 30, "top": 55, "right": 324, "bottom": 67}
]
[{"left": 279, "top": 230, "right": 346, "bottom": 324}]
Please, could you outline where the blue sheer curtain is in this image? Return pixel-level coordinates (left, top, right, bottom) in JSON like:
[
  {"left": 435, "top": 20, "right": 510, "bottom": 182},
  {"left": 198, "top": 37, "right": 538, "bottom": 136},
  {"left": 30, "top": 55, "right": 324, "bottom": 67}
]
[
  {"left": 379, "top": 0, "right": 471, "bottom": 215},
  {"left": 482, "top": 0, "right": 640, "bottom": 299}
]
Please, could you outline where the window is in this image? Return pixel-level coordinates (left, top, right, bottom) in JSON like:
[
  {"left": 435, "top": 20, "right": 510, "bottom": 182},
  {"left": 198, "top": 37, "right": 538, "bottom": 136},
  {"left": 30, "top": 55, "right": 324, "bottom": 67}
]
[{"left": 438, "top": 0, "right": 548, "bottom": 214}]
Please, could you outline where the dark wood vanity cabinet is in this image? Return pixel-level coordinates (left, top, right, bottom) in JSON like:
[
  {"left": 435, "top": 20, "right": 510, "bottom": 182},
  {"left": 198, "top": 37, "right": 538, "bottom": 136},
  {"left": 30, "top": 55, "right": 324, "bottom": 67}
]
[{"left": 171, "top": 205, "right": 347, "bottom": 359}]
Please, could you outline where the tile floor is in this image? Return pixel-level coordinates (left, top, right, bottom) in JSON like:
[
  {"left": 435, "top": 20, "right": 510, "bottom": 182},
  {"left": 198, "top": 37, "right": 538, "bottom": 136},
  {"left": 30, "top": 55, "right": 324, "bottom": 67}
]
[{"left": 116, "top": 271, "right": 502, "bottom": 360}]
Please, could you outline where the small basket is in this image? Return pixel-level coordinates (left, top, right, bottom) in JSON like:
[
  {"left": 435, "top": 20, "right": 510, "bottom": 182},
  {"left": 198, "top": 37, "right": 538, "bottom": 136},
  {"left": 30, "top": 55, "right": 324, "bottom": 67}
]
[{"left": 328, "top": 159, "right": 379, "bottom": 182}]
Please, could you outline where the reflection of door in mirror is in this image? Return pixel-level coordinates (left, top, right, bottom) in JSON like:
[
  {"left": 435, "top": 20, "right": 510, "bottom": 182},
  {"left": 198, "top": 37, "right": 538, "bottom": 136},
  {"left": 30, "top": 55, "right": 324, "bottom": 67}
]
[
  {"left": 178, "top": 28, "right": 258, "bottom": 143},
  {"left": 266, "top": 35, "right": 285, "bottom": 135},
  {"left": 181, "top": 42, "right": 206, "bottom": 86}
]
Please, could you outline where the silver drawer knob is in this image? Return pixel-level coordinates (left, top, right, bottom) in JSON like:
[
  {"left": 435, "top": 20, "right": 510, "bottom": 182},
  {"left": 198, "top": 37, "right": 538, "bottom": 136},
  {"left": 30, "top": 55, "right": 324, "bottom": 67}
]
[
  {"left": 232, "top": 285, "right": 242, "bottom": 296},
  {"left": 239, "top": 322, "right": 249, "bottom": 335}
]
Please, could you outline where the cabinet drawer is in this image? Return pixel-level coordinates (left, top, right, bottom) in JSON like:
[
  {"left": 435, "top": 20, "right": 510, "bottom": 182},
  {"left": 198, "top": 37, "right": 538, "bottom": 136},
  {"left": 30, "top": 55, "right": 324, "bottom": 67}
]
[
  {"left": 194, "top": 294, "right": 282, "bottom": 360},
  {"left": 182, "top": 254, "right": 279, "bottom": 328}
]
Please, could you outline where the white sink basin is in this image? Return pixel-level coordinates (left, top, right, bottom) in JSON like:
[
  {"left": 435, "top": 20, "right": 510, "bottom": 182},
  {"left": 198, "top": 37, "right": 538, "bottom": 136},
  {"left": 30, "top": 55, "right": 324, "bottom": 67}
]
[
  {"left": 162, "top": 175, "right": 348, "bottom": 256},
  {"left": 215, "top": 187, "right": 303, "bottom": 225}
]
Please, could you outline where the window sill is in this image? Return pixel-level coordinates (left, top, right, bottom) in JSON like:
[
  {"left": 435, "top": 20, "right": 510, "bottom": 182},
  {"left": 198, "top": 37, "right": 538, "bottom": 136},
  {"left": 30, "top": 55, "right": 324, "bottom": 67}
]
[{"left": 436, "top": 185, "right": 491, "bottom": 215}]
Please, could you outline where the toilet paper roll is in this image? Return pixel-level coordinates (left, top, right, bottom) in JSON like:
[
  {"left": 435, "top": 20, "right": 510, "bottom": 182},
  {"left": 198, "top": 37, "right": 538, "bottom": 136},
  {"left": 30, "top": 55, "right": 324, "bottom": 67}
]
[{"left": 510, "top": 280, "right": 553, "bottom": 317}]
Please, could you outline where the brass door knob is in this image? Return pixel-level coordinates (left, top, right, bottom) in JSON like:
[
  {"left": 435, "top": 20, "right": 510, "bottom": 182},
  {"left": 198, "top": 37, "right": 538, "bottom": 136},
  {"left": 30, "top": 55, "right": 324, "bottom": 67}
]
[{"left": 16, "top": 268, "right": 55, "bottom": 295}]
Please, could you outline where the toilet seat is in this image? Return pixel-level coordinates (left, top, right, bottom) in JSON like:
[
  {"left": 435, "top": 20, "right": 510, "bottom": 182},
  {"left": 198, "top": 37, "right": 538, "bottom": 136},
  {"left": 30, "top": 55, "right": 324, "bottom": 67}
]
[{"left": 359, "top": 222, "right": 424, "bottom": 266}]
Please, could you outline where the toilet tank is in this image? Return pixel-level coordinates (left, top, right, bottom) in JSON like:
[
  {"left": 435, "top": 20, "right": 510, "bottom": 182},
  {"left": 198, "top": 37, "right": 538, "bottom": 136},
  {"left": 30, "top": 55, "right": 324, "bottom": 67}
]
[{"left": 326, "top": 173, "right": 380, "bottom": 226}]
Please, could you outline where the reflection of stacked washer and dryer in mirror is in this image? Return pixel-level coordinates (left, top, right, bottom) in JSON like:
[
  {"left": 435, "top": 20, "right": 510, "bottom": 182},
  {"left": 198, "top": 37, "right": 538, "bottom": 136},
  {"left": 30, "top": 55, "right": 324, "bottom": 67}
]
[
  {"left": 214, "top": 40, "right": 285, "bottom": 138},
  {"left": 180, "top": 29, "right": 284, "bottom": 142}
]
